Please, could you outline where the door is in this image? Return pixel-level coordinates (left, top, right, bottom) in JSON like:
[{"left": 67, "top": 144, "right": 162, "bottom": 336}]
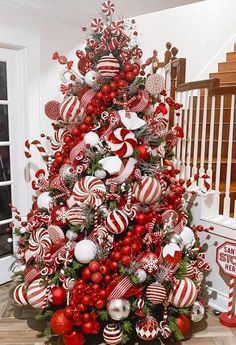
[{"left": 0, "top": 47, "right": 21, "bottom": 284}]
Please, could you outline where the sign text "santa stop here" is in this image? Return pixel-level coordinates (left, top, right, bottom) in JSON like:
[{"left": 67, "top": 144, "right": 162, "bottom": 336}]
[{"left": 216, "top": 242, "right": 236, "bottom": 277}]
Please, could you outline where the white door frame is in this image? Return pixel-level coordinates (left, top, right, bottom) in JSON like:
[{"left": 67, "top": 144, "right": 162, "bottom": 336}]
[{"left": 0, "top": 25, "right": 40, "bottom": 283}]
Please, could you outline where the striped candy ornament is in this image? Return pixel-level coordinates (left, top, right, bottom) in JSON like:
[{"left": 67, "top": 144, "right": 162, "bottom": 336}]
[
  {"left": 47, "top": 224, "right": 65, "bottom": 242},
  {"left": 103, "top": 324, "right": 123, "bottom": 345},
  {"left": 184, "top": 263, "right": 195, "bottom": 279},
  {"left": 28, "top": 228, "right": 52, "bottom": 257},
  {"left": 67, "top": 206, "right": 86, "bottom": 225},
  {"left": 73, "top": 176, "right": 106, "bottom": 207},
  {"left": 106, "top": 209, "right": 129, "bottom": 235},
  {"left": 97, "top": 54, "right": 120, "bottom": 77},
  {"left": 130, "top": 90, "right": 149, "bottom": 112},
  {"left": 13, "top": 283, "right": 28, "bottom": 305},
  {"left": 60, "top": 95, "right": 81, "bottom": 123},
  {"left": 51, "top": 128, "right": 69, "bottom": 151},
  {"left": 102, "top": 0, "right": 115, "bottom": 16},
  {"left": 107, "top": 128, "right": 137, "bottom": 158},
  {"left": 136, "top": 298, "right": 145, "bottom": 309},
  {"left": 26, "top": 279, "right": 50, "bottom": 309},
  {"left": 110, "top": 20, "right": 124, "bottom": 35},
  {"left": 146, "top": 282, "right": 167, "bottom": 305},
  {"left": 169, "top": 278, "right": 198, "bottom": 308},
  {"left": 91, "top": 17, "right": 104, "bottom": 33},
  {"left": 134, "top": 176, "right": 162, "bottom": 205}
]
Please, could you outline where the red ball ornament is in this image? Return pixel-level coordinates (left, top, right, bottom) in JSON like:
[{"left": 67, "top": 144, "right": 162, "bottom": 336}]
[
  {"left": 101, "top": 84, "right": 111, "bottom": 94},
  {"left": 110, "top": 81, "right": 117, "bottom": 90},
  {"left": 136, "top": 212, "right": 149, "bottom": 225},
  {"left": 51, "top": 286, "right": 67, "bottom": 306},
  {"left": 121, "top": 255, "right": 131, "bottom": 266},
  {"left": 64, "top": 306, "right": 74, "bottom": 319},
  {"left": 50, "top": 309, "right": 73, "bottom": 335},
  {"left": 133, "top": 224, "right": 146, "bottom": 236},
  {"left": 125, "top": 71, "right": 135, "bottom": 81},
  {"left": 124, "top": 63, "right": 132, "bottom": 72},
  {"left": 136, "top": 144, "right": 150, "bottom": 160},
  {"left": 81, "top": 267, "right": 92, "bottom": 280},
  {"left": 86, "top": 103, "right": 94, "bottom": 115},
  {"left": 117, "top": 79, "right": 127, "bottom": 88},
  {"left": 63, "top": 331, "right": 85, "bottom": 345},
  {"left": 175, "top": 314, "right": 191, "bottom": 337},
  {"left": 91, "top": 272, "right": 103, "bottom": 284},
  {"left": 88, "top": 260, "right": 100, "bottom": 273}
]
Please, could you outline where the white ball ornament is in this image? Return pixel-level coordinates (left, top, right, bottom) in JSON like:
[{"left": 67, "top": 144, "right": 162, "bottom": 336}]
[
  {"left": 107, "top": 299, "right": 131, "bottom": 321},
  {"left": 134, "top": 268, "right": 147, "bottom": 283},
  {"left": 37, "top": 192, "right": 52, "bottom": 210},
  {"left": 94, "top": 169, "right": 107, "bottom": 179},
  {"left": 191, "top": 301, "right": 205, "bottom": 322},
  {"left": 66, "top": 230, "right": 78, "bottom": 241},
  {"left": 84, "top": 131, "right": 100, "bottom": 147},
  {"left": 74, "top": 239, "right": 97, "bottom": 264},
  {"left": 180, "top": 226, "right": 196, "bottom": 248},
  {"left": 84, "top": 70, "right": 99, "bottom": 87}
]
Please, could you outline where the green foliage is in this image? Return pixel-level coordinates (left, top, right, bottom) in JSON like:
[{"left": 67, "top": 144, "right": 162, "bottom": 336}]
[
  {"left": 130, "top": 274, "right": 140, "bottom": 285},
  {"left": 168, "top": 316, "right": 185, "bottom": 341},
  {"left": 50, "top": 270, "right": 60, "bottom": 285},
  {"left": 43, "top": 324, "right": 52, "bottom": 337},
  {"left": 97, "top": 310, "right": 109, "bottom": 321},
  {"left": 121, "top": 321, "right": 133, "bottom": 344},
  {"left": 35, "top": 309, "right": 53, "bottom": 321},
  {"left": 64, "top": 260, "right": 84, "bottom": 278},
  {"left": 175, "top": 256, "right": 190, "bottom": 280}
]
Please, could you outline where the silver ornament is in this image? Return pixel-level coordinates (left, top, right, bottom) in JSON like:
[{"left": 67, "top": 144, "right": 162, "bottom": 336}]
[
  {"left": 59, "top": 164, "right": 77, "bottom": 182},
  {"left": 95, "top": 169, "right": 107, "bottom": 179},
  {"left": 166, "top": 232, "right": 184, "bottom": 249},
  {"left": 191, "top": 301, "right": 205, "bottom": 322},
  {"left": 84, "top": 70, "right": 99, "bottom": 87},
  {"left": 9, "top": 259, "right": 26, "bottom": 282},
  {"left": 134, "top": 268, "right": 147, "bottom": 283},
  {"left": 107, "top": 298, "right": 131, "bottom": 321},
  {"left": 66, "top": 230, "right": 78, "bottom": 241}
]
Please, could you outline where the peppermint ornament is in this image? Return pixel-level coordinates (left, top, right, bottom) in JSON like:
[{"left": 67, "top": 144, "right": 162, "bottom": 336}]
[
  {"left": 27, "top": 279, "right": 50, "bottom": 309},
  {"left": 106, "top": 209, "right": 129, "bottom": 234},
  {"left": 102, "top": 1, "right": 115, "bottom": 16},
  {"left": 110, "top": 20, "right": 124, "bottom": 35},
  {"left": 103, "top": 324, "right": 123, "bottom": 345},
  {"left": 51, "top": 128, "right": 69, "bottom": 151},
  {"left": 60, "top": 95, "right": 81, "bottom": 123},
  {"left": 44, "top": 100, "right": 60, "bottom": 120},
  {"left": 47, "top": 224, "right": 65, "bottom": 242},
  {"left": 73, "top": 176, "right": 106, "bottom": 207},
  {"left": 136, "top": 316, "right": 159, "bottom": 341},
  {"left": 107, "top": 128, "right": 137, "bottom": 158},
  {"left": 136, "top": 298, "right": 145, "bottom": 309},
  {"left": 146, "top": 282, "right": 167, "bottom": 305},
  {"left": 169, "top": 278, "right": 198, "bottom": 308},
  {"left": 145, "top": 74, "right": 165, "bottom": 95},
  {"left": 13, "top": 283, "right": 28, "bottom": 305},
  {"left": 28, "top": 228, "right": 52, "bottom": 257},
  {"left": 134, "top": 176, "right": 162, "bottom": 205},
  {"left": 91, "top": 18, "right": 104, "bottom": 33},
  {"left": 97, "top": 54, "right": 120, "bottom": 77}
]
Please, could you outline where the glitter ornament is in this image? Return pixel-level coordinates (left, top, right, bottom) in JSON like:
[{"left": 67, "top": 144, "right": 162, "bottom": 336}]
[{"left": 136, "top": 316, "right": 159, "bottom": 341}]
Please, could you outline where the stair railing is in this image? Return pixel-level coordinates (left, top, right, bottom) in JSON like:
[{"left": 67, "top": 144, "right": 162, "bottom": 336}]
[{"left": 174, "top": 79, "right": 236, "bottom": 222}]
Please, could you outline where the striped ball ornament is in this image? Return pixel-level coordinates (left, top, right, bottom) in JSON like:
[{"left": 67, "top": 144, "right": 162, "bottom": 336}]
[
  {"left": 106, "top": 209, "right": 129, "bottom": 234},
  {"left": 27, "top": 279, "right": 50, "bottom": 309},
  {"left": 13, "top": 283, "right": 28, "bottom": 305},
  {"left": 103, "top": 324, "right": 123, "bottom": 345},
  {"left": 184, "top": 263, "right": 195, "bottom": 279},
  {"left": 67, "top": 207, "right": 87, "bottom": 225},
  {"left": 136, "top": 316, "right": 159, "bottom": 341},
  {"left": 169, "top": 277, "right": 197, "bottom": 308},
  {"left": 146, "top": 282, "right": 167, "bottom": 305},
  {"left": 134, "top": 176, "right": 162, "bottom": 205},
  {"left": 60, "top": 95, "right": 81, "bottom": 123},
  {"left": 97, "top": 54, "right": 120, "bottom": 77}
]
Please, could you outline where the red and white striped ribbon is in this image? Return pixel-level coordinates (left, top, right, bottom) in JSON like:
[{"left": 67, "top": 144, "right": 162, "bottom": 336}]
[
  {"left": 107, "top": 276, "right": 133, "bottom": 301},
  {"left": 80, "top": 89, "right": 96, "bottom": 110}
]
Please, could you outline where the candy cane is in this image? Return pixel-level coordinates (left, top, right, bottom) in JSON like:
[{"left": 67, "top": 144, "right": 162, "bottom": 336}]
[
  {"left": 42, "top": 284, "right": 51, "bottom": 310},
  {"left": 24, "top": 140, "right": 47, "bottom": 159},
  {"left": 228, "top": 277, "right": 235, "bottom": 318}
]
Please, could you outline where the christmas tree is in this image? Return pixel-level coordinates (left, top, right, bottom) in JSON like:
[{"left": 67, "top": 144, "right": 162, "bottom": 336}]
[{"left": 11, "top": 1, "right": 212, "bottom": 344}]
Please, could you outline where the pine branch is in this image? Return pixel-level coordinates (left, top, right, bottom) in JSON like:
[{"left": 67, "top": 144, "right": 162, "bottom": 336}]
[
  {"left": 97, "top": 310, "right": 109, "bottom": 321},
  {"left": 35, "top": 310, "right": 53, "bottom": 321},
  {"left": 168, "top": 316, "right": 185, "bottom": 341}
]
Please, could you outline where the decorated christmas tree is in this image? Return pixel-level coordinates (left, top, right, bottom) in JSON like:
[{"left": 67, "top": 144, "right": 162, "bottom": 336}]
[{"left": 11, "top": 1, "right": 212, "bottom": 344}]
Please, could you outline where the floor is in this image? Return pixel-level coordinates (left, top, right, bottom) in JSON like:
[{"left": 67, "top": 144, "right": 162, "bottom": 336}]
[{"left": 0, "top": 282, "right": 236, "bottom": 345}]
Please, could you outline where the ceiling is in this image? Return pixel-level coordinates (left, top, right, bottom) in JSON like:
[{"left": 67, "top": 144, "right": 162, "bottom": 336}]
[{"left": 0, "top": 0, "right": 204, "bottom": 26}]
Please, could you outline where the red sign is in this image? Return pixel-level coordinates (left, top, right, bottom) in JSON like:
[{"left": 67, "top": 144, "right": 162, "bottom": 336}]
[{"left": 216, "top": 241, "right": 236, "bottom": 278}]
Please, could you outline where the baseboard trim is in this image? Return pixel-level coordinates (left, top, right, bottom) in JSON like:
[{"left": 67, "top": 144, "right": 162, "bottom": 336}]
[{"left": 206, "top": 286, "right": 228, "bottom": 312}]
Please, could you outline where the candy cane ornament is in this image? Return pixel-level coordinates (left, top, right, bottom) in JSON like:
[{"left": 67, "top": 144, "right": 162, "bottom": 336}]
[{"left": 24, "top": 140, "right": 47, "bottom": 160}]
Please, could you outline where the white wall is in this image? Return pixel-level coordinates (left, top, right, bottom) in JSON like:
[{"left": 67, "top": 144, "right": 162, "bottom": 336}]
[
  {"left": 0, "top": 5, "right": 84, "bottom": 135},
  {"left": 135, "top": 0, "right": 236, "bottom": 82}
]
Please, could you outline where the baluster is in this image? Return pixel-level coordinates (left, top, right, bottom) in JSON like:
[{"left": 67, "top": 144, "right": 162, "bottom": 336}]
[
  {"left": 192, "top": 89, "right": 201, "bottom": 182},
  {"left": 180, "top": 91, "right": 189, "bottom": 179},
  {"left": 206, "top": 95, "right": 216, "bottom": 188},
  {"left": 186, "top": 90, "right": 194, "bottom": 179},
  {"left": 234, "top": 200, "right": 236, "bottom": 221},
  {"left": 199, "top": 88, "right": 208, "bottom": 189},
  {"left": 176, "top": 92, "right": 183, "bottom": 178},
  {"left": 223, "top": 94, "right": 235, "bottom": 220},
  {"left": 215, "top": 95, "right": 224, "bottom": 215}
]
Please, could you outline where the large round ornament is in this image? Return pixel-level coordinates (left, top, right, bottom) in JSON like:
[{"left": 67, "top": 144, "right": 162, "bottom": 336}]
[
  {"left": 175, "top": 314, "right": 191, "bottom": 337},
  {"left": 107, "top": 128, "right": 137, "bottom": 158},
  {"left": 97, "top": 54, "right": 120, "bottom": 77},
  {"left": 37, "top": 192, "right": 52, "bottom": 210},
  {"left": 145, "top": 74, "right": 165, "bottom": 95},
  {"left": 169, "top": 278, "right": 197, "bottom": 308},
  {"left": 134, "top": 268, "right": 147, "bottom": 283},
  {"left": 146, "top": 282, "right": 167, "bottom": 305},
  {"left": 50, "top": 309, "right": 73, "bottom": 335},
  {"left": 191, "top": 301, "right": 205, "bottom": 322},
  {"left": 13, "top": 283, "right": 28, "bottom": 305},
  {"left": 73, "top": 176, "right": 106, "bottom": 207},
  {"left": 139, "top": 252, "right": 159, "bottom": 274},
  {"left": 28, "top": 228, "right": 52, "bottom": 257},
  {"left": 103, "top": 324, "right": 123, "bottom": 345},
  {"left": 63, "top": 331, "right": 85, "bottom": 345},
  {"left": 60, "top": 95, "right": 81, "bottom": 123},
  {"left": 59, "top": 164, "right": 77, "bottom": 182},
  {"left": 162, "top": 243, "right": 182, "bottom": 265},
  {"left": 180, "top": 226, "right": 196, "bottom": 249},
  {"left": 84, "top": 70, "right": 99, "bottom": 87},
  {"left": 74, "top": 240, "right": 97, "bottom": 264},
  {"left": 136, "top": 316, "right": 159, "bottom": 341},
  {"left": 134, "top": 176, "right": 162, "bottom": 205},
  {"left": 67, "top": 206, "right": 86, "bottom": 226},
  {"left": 51, "top": 205, "right": 69, "bottom": 226},
  {"left": 107, "top": 298, "right": 131, "bottom": 321},
  {"left": 50, "top": 286, "right": 67, "bottom": 306},
  {"left": 105, "top": 209, "right": 129, "bottom": 235},
  {"left": 27, "top": 279, "right": 50, "bottom": 309}
]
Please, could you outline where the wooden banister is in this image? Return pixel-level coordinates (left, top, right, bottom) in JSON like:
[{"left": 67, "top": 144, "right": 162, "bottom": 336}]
[{"left": 177, "top": 78, "right": 220, "bottom": 92}]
